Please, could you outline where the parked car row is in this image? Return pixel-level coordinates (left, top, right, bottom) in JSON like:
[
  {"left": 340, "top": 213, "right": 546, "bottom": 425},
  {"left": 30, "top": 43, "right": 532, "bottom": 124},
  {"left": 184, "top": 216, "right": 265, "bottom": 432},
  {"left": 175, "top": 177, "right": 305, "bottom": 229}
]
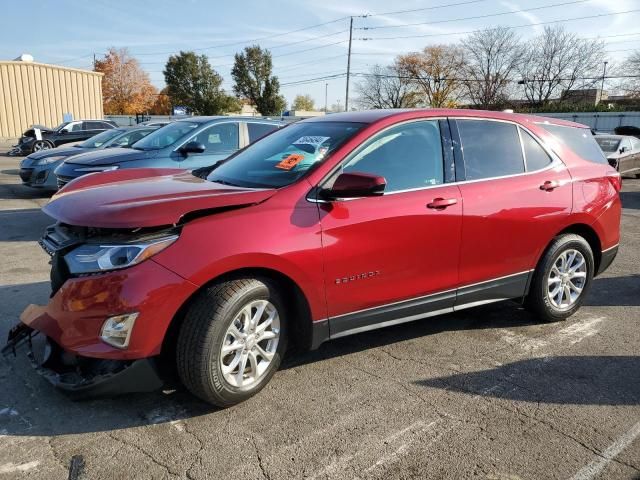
[
  {"left": 4, "top": 109, "right": 621, "bottom": 408},
  {"left": 594, "top": 134, "right": 640, "bottom": 178},
  {"left": 18, "top": 117, "right": 285, "bottom": 191}
]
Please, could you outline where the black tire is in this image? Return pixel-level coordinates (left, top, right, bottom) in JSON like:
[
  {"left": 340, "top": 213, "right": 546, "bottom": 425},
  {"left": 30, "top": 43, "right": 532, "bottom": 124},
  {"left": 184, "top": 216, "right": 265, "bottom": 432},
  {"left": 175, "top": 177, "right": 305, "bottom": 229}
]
[
  {"left": 525, "top": 234, "right": 594, "bottom": 322},
  {"left": 176, "top": 278, "right": 288, "bottom": 407},
  {"left": 31, "top": 140, "right": 52, "bottom": 153}
]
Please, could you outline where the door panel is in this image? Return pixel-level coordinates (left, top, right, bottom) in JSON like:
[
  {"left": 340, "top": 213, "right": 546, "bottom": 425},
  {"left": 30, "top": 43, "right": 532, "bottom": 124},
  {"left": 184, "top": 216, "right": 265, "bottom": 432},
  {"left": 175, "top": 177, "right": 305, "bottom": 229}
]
[
  {"left": 318, "top": 119, "right": 462, "bottom": 330},
  {"left": 457, "top": 164, "right": 572, "bottom": 289},
  {"left": 320, "top": 186, "right": 463, "bottom": 322}
]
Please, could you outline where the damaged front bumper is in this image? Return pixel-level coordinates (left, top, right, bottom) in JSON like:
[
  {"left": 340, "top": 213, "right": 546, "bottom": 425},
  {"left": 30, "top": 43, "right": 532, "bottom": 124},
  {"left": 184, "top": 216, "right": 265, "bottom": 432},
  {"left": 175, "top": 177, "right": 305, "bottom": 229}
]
[{"left": 2, "top": 319, "right": 163, "bottom": 399}]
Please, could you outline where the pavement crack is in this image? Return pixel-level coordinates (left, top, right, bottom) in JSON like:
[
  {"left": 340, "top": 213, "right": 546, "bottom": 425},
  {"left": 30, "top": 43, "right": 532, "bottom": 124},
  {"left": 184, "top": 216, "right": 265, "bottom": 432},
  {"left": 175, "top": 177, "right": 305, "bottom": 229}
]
[
  {"left": 182, "top": 420, "right": 205, "bottom": 479},
  {"left": 108, "top": 432, "right": 179, "bottom": 478},
  {"left": 251, "top": 435, "right": 272, "bottom": 480}
]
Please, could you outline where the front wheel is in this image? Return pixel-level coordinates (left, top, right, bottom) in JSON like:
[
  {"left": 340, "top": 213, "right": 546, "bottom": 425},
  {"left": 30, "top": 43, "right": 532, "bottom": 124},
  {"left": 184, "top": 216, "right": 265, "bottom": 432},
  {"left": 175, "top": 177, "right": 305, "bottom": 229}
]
[
  {"left": 32, "top": 140, "right": 52, "bottom": 152},
  {"left": 525, "top": 234, "right": 594, "bottom": 322},
  {"left": 176, "top": 278, "right": 287, "bottom": 407}
]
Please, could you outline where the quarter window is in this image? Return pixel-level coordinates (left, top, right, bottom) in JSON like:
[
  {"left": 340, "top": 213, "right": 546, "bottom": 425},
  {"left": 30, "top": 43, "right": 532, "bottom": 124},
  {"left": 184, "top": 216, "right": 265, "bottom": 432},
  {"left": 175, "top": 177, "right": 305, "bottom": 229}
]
[
  {"left": 520, "top": 128, "right": 553, "bottom": 171},
  {"left": 341, "top": 120, "right": 444, "bottom": 192},
  {"left": 457, "top": 120, "right": 524, "bottom": 180},
  {"left": 539, "top": 124, "right": 607, "bottom": 164}
]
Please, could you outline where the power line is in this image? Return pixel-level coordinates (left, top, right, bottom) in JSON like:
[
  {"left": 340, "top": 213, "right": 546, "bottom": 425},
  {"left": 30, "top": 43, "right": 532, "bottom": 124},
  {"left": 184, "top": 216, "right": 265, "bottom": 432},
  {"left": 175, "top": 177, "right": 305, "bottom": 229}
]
[
  {"left": 358, "top": 0, "right": 591, "bottom": 30},
  {"left": 132, "top": 16, "right": 350, "bottom": 56},
  {"left": 366, "top": 0, "right": 488, "bottom": 17},
  {"left": 357, "top": 10, "right": 640, "bottom": 41}
]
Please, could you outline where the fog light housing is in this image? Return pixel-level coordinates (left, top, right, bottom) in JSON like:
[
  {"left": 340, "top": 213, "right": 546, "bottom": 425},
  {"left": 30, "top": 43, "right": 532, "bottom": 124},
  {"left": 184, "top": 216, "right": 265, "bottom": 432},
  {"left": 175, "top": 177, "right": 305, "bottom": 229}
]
[{"left": 100, "top": 313, "right": 139, "bottom": 349}]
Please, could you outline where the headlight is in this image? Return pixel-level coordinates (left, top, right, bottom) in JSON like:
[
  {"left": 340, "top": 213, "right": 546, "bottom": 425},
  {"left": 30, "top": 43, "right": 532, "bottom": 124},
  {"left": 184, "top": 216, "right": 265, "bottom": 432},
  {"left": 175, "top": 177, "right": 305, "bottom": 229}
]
[
  {"left": 33, "top": 155, "right": 65, "bottom": 166},
  {"left": 75, "top": 165, "right": 119, "bottom": 172},
  {"left": 64, "top": 235, "right": 178, "bottom": 274}
]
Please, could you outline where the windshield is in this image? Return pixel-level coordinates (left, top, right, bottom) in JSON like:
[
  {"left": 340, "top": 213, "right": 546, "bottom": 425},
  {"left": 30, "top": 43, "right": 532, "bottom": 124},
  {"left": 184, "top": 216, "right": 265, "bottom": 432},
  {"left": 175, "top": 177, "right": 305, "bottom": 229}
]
[
  {"left": 77, "top": 129, "right": 124, "bottom": 148},
  {"left": 595, "top": 137, "right": 621, "bottom": 153},
  {"left": 207, "top": 122, "right": 366, "bottom": 188},
  {"left": 53, "top": 122, "right": 70, "bottom": 132},
  {"left": 131, "top": 121, "right": 199, "bottom": 150}
]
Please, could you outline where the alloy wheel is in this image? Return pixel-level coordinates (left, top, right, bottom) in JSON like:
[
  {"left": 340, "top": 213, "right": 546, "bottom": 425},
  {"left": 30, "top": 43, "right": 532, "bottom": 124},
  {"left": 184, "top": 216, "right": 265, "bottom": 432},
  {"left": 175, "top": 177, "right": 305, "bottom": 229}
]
[
  {"left": 546, "top": 248, "right": 587, "bottom": 310},
  {"left": 219, "top": 299, "right": 280, "bottom": 388}
]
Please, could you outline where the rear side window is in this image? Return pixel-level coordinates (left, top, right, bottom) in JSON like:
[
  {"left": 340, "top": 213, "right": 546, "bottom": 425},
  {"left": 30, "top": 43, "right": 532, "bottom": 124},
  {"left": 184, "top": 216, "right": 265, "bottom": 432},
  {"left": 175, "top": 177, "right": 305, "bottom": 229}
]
[
  {"left": 540, "top": 124, "right": 607, "bottom": 164},
  {"left": 85, "top": 121, "right": 103, "bottom": 130},
  {"left": 457, "top": 120, "right": 524, "bottom": 180},
  {"left": 520, "top": 128, "right": 553, "bottom": 171},
  {"left": 248, "top": 123, "right": 279, "bottom": 143}
]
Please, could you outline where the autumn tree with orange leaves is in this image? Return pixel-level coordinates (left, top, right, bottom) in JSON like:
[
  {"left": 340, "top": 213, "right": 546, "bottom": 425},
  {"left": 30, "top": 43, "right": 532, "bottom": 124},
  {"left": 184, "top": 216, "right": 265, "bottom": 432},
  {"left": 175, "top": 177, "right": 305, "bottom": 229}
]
[
  {"left": 94, "top": 48, "right": 158, "bottom": 114},
  {"left": 397, "top": 45, "right": 466, "bottom": 108}
]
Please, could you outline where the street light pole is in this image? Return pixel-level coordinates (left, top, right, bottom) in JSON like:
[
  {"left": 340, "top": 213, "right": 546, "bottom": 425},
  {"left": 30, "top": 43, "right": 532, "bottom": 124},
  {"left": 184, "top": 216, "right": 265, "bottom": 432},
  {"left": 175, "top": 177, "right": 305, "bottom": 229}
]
[
  {"left": 325, "top": 82, "right": 328, "bottom": 112},
  {"left": 345, "top": 16, "right": 353, "bottom": 112}
]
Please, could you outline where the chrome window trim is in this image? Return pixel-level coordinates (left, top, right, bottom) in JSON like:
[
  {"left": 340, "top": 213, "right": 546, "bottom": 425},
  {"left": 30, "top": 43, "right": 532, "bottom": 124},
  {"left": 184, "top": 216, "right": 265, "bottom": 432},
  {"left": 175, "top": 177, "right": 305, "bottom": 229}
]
[
  {"left": 307, "top": 116, "right": 567, "bottom": 203},
  {"left": 172, "top": 119, "right": 241, "bottom": 153}
]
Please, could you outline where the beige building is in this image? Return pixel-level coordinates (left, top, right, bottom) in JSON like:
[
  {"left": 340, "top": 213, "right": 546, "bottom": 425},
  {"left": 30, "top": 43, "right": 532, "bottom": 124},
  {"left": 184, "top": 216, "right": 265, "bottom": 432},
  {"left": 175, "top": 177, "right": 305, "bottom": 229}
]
[{"left": 0, "top": 58, "right": 104, "bottom": 140}]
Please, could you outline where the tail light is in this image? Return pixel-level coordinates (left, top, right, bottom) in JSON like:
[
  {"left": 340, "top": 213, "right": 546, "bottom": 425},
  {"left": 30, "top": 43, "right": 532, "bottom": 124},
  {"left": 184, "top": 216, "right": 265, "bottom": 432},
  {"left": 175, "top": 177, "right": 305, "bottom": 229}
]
[{"left": 606, "top": 171, "right": 622, "bottom": 193}]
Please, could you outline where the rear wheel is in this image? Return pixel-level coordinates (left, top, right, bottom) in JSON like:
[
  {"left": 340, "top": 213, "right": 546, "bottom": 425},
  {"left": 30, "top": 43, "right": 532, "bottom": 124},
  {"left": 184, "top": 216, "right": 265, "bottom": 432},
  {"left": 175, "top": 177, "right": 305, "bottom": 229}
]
[
  {"left": 32, "top": 140, "right": 52, "bottom": 153},
  {"left": 176, "top": 278, "right": 287, "bottom": 407},
  {"left": 525, "top": 234, "right": 594, "bottom": 322}
]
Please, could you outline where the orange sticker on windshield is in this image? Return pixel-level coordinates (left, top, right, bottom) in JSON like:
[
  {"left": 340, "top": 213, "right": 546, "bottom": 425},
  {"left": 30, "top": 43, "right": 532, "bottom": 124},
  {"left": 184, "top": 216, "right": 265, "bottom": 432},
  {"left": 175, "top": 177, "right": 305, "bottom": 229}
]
[{"left": 276, "top": 154, "right": 304, "bottom": 170}]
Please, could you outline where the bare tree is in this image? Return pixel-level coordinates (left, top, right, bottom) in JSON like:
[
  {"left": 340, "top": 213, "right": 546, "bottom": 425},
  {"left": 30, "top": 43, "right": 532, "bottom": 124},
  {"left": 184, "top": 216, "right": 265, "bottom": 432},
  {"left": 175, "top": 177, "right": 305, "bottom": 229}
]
[
  {"left": 518, "top": 26, "right": 605, "bottom": 106},
  {"left": 397, "top": 45, "right": 467, "bottom": 107},
  {"left": 355, "top": 64, "right": 420, "bottom": 109},
  {"left": 462, "top": 27, "right": 523, "bottom": 109},
  {"left": 618, "top": 50, "right": 640, "bottom": 98}
]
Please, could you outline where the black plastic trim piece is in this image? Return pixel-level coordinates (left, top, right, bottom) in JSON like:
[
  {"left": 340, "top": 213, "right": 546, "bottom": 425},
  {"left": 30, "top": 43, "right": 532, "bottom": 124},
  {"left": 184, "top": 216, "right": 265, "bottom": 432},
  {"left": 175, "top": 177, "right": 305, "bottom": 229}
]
[
  {"left": 455, "top": 271, "right": 531, "bottom": 307},
  {"left": 329, "top": 290, "right": 456, "bottom": 338},
  {"left": 310, "top": 319, "right": 330, "bottom": 350},
  {"left": 597, "top": 245, "right": 618, "bottom": 276}
]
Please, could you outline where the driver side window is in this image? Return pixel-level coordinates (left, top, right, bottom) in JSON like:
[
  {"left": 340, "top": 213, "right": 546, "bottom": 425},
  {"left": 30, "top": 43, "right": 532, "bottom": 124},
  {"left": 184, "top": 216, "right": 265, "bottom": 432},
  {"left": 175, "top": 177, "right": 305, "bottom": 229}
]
[
  {"left": 192, "top": 122, "right": 239, "bottom": 154},
  {"left": 341, "top": 120, "right": 444, "bottom": 192}
]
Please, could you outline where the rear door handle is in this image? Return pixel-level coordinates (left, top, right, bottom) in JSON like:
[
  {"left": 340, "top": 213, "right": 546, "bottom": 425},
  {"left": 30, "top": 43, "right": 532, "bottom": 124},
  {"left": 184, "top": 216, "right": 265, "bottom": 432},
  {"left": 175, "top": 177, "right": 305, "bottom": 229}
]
[
  {"left": 427, "top": 197, "right": 458, "bottom": 209},
  {"left": 540, "top": 180, "right": 560, "bottom": 191}
]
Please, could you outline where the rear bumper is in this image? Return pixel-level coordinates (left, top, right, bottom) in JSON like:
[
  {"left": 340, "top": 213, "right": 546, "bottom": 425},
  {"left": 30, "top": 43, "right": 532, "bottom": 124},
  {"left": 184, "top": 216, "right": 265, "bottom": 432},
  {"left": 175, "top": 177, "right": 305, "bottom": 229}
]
[{"left": 597, "top": 244, "right": 618, "bottom": 276}]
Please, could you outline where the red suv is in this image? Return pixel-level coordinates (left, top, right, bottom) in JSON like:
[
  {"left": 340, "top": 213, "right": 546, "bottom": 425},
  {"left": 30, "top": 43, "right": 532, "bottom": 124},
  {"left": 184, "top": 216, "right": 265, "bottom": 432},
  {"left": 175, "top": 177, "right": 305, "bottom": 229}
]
[{"left": 4, "top": 109, "right": 621, "bottom": 406}]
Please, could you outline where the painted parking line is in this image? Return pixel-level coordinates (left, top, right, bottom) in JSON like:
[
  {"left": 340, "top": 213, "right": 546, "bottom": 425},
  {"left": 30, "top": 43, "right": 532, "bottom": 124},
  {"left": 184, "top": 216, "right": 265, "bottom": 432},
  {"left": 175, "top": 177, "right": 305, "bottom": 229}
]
[{"left": 569, "top": 420, "right": 640, "bottom": 480}]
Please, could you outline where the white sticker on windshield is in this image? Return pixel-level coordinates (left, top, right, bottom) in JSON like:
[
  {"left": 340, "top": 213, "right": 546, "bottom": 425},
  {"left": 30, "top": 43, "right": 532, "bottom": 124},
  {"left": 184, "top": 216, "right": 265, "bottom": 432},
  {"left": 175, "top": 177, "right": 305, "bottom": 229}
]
[{"left": 293, "top": 136, "right": 330, "bottom": 146}]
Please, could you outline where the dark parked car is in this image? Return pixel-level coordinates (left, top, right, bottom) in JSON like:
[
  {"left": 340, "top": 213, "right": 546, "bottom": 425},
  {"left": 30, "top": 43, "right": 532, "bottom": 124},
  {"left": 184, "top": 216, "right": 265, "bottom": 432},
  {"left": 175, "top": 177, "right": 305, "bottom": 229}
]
[
  {"left": 595, "top": 134, "right": 640, "bottom": 178},
  {"left": 19, "top": 126, "right": 159, "bottom": 191},
  {"left": 13, "top": 120, "right": 118, "bottom": 155},
  {"left": 4, "top": 109, "right": 621, "bottom": 407},
  {"left": 53, "top": 116, "right": 284, "bottom": 188}
]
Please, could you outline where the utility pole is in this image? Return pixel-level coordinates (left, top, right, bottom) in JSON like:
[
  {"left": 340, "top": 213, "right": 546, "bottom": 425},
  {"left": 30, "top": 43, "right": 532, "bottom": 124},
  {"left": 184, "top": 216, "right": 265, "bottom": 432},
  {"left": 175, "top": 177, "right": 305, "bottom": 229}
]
[
  {"left": 345, "top": 16, "right": 353, "bottom": 112},
  {"left": 325, "top": 82, "right": 328, "bottom": 112},
  {"left": 93, "top": 53, "right": 96, "bottom": 69},
  {"left": 600, "top": 61, "right": 608, "bottom": 105}
]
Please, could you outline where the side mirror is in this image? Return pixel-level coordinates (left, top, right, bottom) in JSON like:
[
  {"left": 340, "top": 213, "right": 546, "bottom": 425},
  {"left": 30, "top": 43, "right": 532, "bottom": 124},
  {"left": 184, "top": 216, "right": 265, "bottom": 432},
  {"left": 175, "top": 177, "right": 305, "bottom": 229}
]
[
  {"left": 619, "top": 146, "right": 627, "bottom": 154},
  {"left": 321, "top": 172, "right": 386, "bottom": 200},
  {"left": 180, "top": 141, "right": 206, "bottom": 155}
]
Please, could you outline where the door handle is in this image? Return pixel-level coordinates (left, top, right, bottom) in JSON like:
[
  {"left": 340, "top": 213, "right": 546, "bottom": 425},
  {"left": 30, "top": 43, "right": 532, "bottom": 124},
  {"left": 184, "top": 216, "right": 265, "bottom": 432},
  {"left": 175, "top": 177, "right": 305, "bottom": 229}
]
[
  {"left": 427, "top": 197, "right": 458, "bottom": 209},
  {"left": 539, "top": 180, "right": 560, "bottom": 191}
]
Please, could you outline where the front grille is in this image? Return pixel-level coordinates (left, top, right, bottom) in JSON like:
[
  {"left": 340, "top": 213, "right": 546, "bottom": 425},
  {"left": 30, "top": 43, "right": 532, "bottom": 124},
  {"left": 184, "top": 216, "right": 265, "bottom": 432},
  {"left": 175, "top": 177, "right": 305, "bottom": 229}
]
[
  {"left": 56, "top": 175, "right": 73, "bottom": 189},
  {"left": 40, "top": 224, "right": 83, "bottom": 296}
]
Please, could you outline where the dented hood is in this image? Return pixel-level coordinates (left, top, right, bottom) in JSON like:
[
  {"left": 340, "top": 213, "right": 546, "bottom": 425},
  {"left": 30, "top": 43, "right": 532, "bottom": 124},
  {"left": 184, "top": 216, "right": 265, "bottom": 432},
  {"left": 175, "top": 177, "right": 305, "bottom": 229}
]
[{"left": 44, "top": 168, "right": 277, "bottom": 228}]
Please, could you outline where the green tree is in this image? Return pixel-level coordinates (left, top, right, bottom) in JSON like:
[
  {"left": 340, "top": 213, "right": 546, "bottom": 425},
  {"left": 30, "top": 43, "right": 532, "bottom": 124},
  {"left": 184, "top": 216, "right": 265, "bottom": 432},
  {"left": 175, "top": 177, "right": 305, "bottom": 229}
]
[
  {"left": 291, "top": 94, "right": 315, "bottom": 111},
  {"left": 164, "top": 51, "right": 239, "bottom": 115},
  {"left": 231, "top": 45, "right": 286, "bottom": 115}
]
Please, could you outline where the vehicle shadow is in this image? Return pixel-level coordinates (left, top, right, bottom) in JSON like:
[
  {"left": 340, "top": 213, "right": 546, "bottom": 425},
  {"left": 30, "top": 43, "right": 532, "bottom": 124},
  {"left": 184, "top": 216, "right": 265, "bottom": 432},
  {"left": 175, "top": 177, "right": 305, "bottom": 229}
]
[
  {"left": 585, "top": 274, "right": 640, "bottom": 307},
  {"left": 0, "top": 208, "right": 52, "bottom": 242},
  {"left": 0, "top": 182, "right": 53, "bottom": 201},
  {"left": 620, "top": 190, "right": 640, "bottom": 210},
  {"left": 414, "top": 355, "right": 640, "bottom": 406}
]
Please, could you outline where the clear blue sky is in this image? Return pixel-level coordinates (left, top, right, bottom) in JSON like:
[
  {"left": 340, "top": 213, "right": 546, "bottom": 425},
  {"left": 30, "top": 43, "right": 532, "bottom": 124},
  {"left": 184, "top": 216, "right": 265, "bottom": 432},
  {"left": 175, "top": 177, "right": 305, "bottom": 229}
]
[{"left": 2, "top": 0, "right": 638, "bottom": 109}]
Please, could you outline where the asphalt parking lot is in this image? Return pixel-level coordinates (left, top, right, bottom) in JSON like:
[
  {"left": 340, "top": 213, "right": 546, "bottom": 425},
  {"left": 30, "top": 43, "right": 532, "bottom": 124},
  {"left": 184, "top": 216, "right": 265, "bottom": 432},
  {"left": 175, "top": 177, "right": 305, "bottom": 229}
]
[{"left": 0, "top": 153, "right": 638, "bottom": 480}]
